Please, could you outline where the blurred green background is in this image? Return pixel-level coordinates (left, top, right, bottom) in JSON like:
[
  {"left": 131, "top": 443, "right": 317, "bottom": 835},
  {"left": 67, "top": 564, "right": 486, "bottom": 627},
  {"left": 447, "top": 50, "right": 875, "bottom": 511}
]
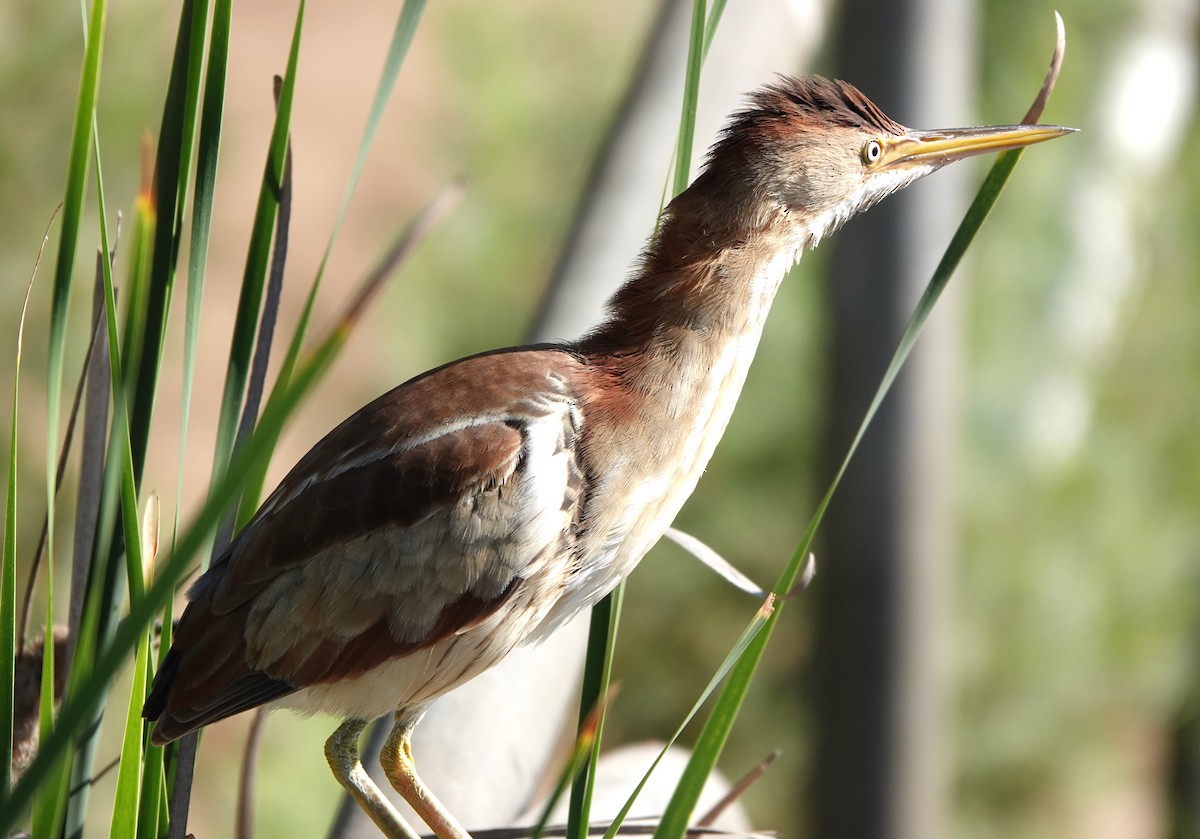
[{"left": 2, "top": 0, "right": 1197, "bottom": 837}]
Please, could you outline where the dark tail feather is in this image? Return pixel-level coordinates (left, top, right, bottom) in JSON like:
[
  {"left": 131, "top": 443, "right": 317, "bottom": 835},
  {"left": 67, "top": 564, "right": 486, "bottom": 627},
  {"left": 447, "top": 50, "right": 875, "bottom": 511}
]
[{"left": 143, "top": 647, "right": 296, "bottom": 746}]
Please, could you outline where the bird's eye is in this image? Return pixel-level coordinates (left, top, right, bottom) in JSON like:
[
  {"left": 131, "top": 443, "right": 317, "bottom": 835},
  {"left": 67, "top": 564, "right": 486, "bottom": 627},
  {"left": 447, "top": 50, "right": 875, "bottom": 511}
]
[{"left": 862, "top": 139, "right": 883, "bottom": 166}]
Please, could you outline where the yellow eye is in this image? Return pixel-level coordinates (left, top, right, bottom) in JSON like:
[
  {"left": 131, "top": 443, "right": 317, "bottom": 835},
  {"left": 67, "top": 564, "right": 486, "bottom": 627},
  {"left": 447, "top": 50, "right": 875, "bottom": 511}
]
[{"left": 862, "top": 139, "right": 883, "bottom": 165}]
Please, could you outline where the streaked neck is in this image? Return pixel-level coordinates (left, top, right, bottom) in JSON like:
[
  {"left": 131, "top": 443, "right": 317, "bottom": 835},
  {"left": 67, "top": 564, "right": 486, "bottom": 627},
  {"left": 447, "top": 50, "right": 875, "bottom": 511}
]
[
  {"left": 570, "top": 182, "right": 808, "bottom": 549},
  {"left": 576, "top": 178, "right": 807, "bottom": 373}
]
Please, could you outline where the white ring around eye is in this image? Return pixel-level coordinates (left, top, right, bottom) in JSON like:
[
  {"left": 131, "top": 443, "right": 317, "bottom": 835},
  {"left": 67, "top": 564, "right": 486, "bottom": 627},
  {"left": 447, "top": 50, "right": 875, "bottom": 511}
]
[{"left": 863, "top": 140, "right": 883, "bottom": 164}]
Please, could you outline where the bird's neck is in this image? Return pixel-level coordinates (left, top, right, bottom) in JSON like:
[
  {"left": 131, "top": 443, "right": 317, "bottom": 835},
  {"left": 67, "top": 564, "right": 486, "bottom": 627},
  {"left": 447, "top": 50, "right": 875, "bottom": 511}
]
[
  {"left": 578, "top": 181, "right": 806, "bottom": 396},
  {"left": 568, "top": 182, "right": 806, "bottom": 562}
]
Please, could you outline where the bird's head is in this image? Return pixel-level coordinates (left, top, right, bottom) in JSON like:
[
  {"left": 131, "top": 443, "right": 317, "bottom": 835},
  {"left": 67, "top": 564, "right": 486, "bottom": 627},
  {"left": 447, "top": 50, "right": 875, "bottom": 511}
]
[{"left": 694, "top": 75, "right": 1073, "bottom": 245}]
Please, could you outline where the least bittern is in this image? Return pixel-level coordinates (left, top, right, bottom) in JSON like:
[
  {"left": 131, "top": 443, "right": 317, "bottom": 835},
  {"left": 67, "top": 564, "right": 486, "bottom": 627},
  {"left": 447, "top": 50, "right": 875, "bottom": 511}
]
[{"left": 144, "top": 77, "right": 1073, "bottom": 838}]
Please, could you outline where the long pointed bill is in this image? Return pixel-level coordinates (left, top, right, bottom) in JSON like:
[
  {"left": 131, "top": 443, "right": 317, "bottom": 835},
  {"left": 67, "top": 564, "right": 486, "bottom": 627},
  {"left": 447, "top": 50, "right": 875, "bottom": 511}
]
[{"left": 879, "top": 124, "right": 1076, "bottom": 170}]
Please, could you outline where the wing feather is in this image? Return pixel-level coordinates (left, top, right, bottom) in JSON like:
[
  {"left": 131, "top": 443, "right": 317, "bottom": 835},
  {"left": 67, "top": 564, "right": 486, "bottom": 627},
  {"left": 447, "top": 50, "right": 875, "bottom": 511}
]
[{"left": 145, "top": 348, "right": 587, "bottom": 743}]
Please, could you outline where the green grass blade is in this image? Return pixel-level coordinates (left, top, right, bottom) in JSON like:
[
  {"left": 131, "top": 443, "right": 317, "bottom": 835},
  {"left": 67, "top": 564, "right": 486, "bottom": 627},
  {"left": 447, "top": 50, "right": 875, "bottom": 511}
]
[
  {"left": 113, "top": 194, "right": 156, "bottom": 605},
  {"left": 610, "top": 593, "right": 781, "bottom": 839},
  {"left": 141, "top": 592, "right": 173, "bottom": 839},
  {"left": 700, "top": 0, "right": 727, "bottom": 59},
  {"left": 126, "top": 0, "right": 206, "bottom": 484},
  {"left": 651, "top": 0, "right": 729, "bottom": 229},
  {"left": 670, "top": 0, "right": 706, "bottom": 198},
  {"left": 110, "top": 496, "right": 155, "bottom": 839},
  {"left": 317, "top": 0, "right": 426, "bottom": 276},
  {"left": 117, "top": 187, "right": 154, "bottom": 406},
  {"left": 48, "top": 0, "right": 106, "bottom": 442},
  {"left": 63, "top": 114, "right": 139, "bottom": 839},
  {"left": 177, "top": 0, "right": 231, "bottom": 540},
  {"left": 137, "top": 735, "right": 165, "bottom": 839},
  {"left": 0, "top": 265, "right": 41, "bottom": 799},
  {"left": 0, "top": 363, "right": 16, "bottom": 802},
  {"left": 209, "top": 0, "right": 305, "bottom": 528},
  {"left": 109, "top": 622, "right": 150, "bottom": 839},
  {"left": 32, "top": 542, "right": 66, "bottom": 839},
  {"left": 45, "top": 0, "right": 106, "bottom": 726},
  {"left": 651, "top": 146, "right": 1037, "bottom": 839},
  {"left": 215, "top": 92, "right": 292, "bottom": 553},
  {"left": 94, "top": 110, "right": 136, "bottom": 607},
  {"left": 56, "top": 6, "right": 117, "bottom": 830},
  {"left": 173, "top": 0, "right": 211, "bottom": 239},
  {"left": 529, "top": 703, "right": 606, "bottom": 839},
  {"left": 566, "top": 584, "right": 622, "bottom": 839}
]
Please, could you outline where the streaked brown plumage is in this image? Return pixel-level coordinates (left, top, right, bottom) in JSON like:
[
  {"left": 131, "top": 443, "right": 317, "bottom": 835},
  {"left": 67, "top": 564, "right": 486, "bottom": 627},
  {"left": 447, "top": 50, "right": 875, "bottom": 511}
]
[{"left": 144, "top": 77, "right": 1072, "bottom": 839}]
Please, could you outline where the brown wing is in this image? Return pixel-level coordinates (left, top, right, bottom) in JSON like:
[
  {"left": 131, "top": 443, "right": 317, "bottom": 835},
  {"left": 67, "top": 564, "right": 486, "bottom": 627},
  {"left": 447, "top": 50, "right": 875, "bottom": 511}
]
[{"left": 144, "top": 348, "right": 586, "bottom": 743}]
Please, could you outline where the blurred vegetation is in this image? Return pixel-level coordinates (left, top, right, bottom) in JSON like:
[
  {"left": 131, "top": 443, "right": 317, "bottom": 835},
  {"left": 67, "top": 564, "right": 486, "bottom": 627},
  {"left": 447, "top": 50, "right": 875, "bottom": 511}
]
[{"left": 1, "top": 0, "right": 1197, "bottom": 837}]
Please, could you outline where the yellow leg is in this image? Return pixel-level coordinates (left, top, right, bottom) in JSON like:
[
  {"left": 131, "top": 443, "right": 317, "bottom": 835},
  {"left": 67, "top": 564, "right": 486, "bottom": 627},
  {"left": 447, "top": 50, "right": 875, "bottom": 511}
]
[
  {"left": 380, "top": 713, "right": 472, "bottom": 839},
  {"left": 325, "top": 719, "right": 423, "bottom": 839}
]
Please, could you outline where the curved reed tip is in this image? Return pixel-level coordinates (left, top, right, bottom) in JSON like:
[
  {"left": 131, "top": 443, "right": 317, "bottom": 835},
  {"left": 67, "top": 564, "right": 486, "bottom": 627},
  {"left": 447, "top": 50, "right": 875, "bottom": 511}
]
[{"left": 1023, "top": 12, "right": 1067, "bottom": 124}]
